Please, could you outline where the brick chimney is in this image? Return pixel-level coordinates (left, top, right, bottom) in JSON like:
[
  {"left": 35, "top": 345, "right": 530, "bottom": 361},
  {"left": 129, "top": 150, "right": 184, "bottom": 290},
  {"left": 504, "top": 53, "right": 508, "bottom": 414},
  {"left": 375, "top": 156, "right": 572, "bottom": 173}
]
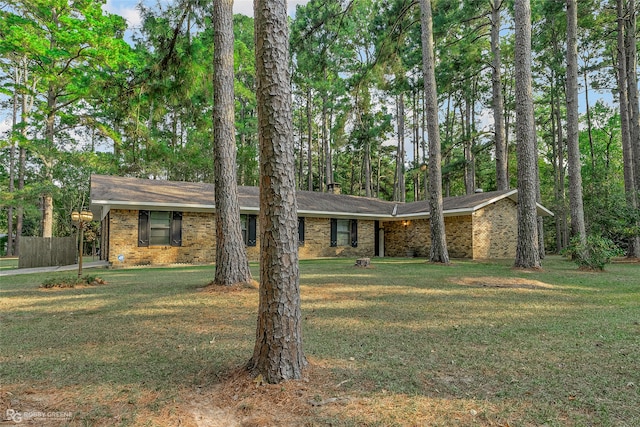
[{"left": 327, "top": 183, "right": 341, "bottom": 194}]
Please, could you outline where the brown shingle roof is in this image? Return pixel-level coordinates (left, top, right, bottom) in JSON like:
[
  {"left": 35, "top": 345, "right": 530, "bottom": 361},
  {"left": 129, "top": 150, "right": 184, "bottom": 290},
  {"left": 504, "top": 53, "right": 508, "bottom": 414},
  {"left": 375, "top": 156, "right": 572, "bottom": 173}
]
[
  {"left": 90, "top": 175, "right": 552, "bottom": 219},
  {"left": 396, "top": 189, "right": 518, "bottom": 215}
]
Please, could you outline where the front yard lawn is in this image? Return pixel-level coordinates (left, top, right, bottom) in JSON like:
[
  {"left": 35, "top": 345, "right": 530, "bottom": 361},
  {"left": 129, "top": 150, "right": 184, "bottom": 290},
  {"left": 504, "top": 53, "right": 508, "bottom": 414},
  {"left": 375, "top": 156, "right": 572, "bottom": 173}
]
[{"left": 1, "top": 256, "right": 638, "bottom": 426}]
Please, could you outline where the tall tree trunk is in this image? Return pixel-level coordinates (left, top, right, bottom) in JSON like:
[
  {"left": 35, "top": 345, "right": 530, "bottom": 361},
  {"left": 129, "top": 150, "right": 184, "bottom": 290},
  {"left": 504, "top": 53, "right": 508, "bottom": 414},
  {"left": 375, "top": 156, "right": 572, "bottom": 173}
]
[
  {"left": 16, "top": 61, "right": 30, "bottom": 257},
  {"left": 565, "top": 0, "right": 587, "bottom": 244},
  {"left": 617, "top": 0, "right": 640, "bottom": 258},
  {"left": 42, "top": 85, "right": 56, "bottom": 238},
  {"left": 298, "top": 109, "right": 304, "bottom": 189},
  {"left": 306, "top": 88, "right": 313, "bottom": 191},
  {"left": 395, "top": 94, "right": 406, "bottom": 202},
  {"left": 212, "top": 0, "right": 253, "bottom": 286},
  {"left": 364, "top": 138, "right": 372, "bottom": 197},
  {"left": 322, "top": 75, "right": 332, "bottom": 187},
  {"left": 421, "top": 90, "right": 428, "bottom": 200},
  {"left": 550, "top": 91, "right": 563, "bottom": 253},
  {"left": 492, "top": 0, "right": 508, "bottom": 190},
  {"left": 513, "top": 0, "right": 541, "bottom": 269},
  {"left": 464, "top": 100, "right": 475, "bottom": 194},
  {"left": 249, "top": 0, "right": 306, "bottom": 384},
  {"left": 7, "top": 67, "right": 19, "bottom": 256},
  {"left": 413, "top": 91, "right": 419, "bottom": 201},
  {"left": 582, "top": 69, "right": 596, "bottom": 171},
  {"left": 420, "top": 0, "right": 449, "bottom": 264},
  {"left": 554, "top": 83, "right": 568, "bottom": 249}
]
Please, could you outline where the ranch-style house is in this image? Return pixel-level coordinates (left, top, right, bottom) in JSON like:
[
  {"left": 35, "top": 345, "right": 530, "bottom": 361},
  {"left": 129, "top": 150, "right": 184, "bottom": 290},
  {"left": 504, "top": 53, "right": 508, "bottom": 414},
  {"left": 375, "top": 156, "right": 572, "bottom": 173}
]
[{"left": 89, "top": 174, "right": 553, "bottom": 267}]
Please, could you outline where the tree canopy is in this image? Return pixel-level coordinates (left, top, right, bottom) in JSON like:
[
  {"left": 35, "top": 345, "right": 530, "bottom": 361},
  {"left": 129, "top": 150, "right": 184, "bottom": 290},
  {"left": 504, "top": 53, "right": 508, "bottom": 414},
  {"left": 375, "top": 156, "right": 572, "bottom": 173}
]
[{"left": 1, "top": 0, "right": 638, "bottom": 257}]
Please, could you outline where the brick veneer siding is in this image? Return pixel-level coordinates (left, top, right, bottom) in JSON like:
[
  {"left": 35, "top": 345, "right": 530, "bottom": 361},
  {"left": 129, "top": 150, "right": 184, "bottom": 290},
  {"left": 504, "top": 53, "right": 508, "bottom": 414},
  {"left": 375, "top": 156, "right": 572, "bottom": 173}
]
[
  {"left": 382, "top": 216, "right": 472, "bottom": 258},
  {"left": 106, "top": 210, "right": 375, "bottom": 266},
  {"left": 298, "top": 217, "right": 375, "bottom": 259},
  {"left": 382, "top": 199, "right": 517, "bottom": 259},
  {"left": 108, "top": 209, "right": 217, "bottom": 266},
  {"left": 471, "top": 198, "right": 517, "bottom": 259}
]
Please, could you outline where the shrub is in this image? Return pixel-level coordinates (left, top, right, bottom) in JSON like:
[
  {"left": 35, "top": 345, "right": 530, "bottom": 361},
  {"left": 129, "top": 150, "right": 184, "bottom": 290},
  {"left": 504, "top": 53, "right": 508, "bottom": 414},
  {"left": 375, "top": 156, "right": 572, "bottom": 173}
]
[
  {"left": 40, "top": 275, "right": 108, "bottom": 289},
  {"left": 564, "top": 235, "right": 623, "bottom": 271}
]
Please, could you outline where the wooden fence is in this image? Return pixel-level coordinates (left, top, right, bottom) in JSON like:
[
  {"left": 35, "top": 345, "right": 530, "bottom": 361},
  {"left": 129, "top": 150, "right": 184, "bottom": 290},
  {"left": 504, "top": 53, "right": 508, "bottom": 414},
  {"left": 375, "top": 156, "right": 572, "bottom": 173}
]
[{"left": 18, "top": 237, "right": 77, "bottom": 269}]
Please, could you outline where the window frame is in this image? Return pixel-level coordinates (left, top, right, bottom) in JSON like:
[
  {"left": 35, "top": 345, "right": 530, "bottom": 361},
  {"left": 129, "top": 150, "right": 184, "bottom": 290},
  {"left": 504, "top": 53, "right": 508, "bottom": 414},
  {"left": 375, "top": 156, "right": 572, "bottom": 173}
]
[
  {"left": 330, "top": 218, "right": 358, "bottom": 247},
  {"left": 138, "top": 210, "right": 182, "bottom": 247},
  {"left": 241, "top": 214, "right": 257, "bottom": 246}
]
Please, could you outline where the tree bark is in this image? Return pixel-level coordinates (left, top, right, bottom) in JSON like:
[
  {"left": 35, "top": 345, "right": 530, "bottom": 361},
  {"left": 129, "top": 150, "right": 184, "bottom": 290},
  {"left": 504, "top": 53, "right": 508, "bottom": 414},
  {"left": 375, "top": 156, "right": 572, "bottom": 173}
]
[
  {"left": 249, "top": 0, "right": 306, "bottom": 383},
  {"left": 513, "top": 0, "right": 540, "bottom": 269},
  {"left": 395, "top": 94, "right": 406, "bottom": 202},
  {"left": 464, "top": 100, "right": 475, "bottom": 194},
  {"left": 7, "top": 67, "right": 19, "bottom": 256},
  {"left": 306, "top": 88, "right": 313, "bottom": 191},
  {"left": 212, "top": 0, "right": 253, "bottom": 286},
  {"left": 565, "top": 0, "right": 587, "bottom": 244},
  {"left": 420, "top": 0, "right": 449, "bottom": 264},
  {"left": 492, "top": 0, "right": 508, "bottom": 190}
]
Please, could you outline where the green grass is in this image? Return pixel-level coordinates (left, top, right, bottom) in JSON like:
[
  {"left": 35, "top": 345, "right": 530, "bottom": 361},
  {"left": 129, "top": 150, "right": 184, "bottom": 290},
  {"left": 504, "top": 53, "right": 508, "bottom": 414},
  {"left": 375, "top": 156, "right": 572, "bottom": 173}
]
[
  {"left": 0, "top": 257, "right": 18, "bottom": 270},
  {"left": 1, "top": 257, "right": 639, "bottom": 426}
]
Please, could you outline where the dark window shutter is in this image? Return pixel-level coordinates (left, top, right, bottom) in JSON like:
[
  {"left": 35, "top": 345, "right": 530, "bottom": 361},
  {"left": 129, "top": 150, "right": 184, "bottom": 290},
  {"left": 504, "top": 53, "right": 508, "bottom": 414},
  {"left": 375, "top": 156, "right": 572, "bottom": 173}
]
[
  {"left": 330, "top": 218, "right": 337, "bottom": 247},
  {"left": 351, "top": 219, "right": 358, "bottom": 247},
  {"left": 171, "top": 211, "right": 182, "bottom": 246},
  {"left": 138, "top": 210, "right": 149, "bottom": 247},
  {"left": 247, "top": 215, "right": 257, "bottom": 246},
  {"left": 298, "top": 217, "right": 305, "bottom": 246}
]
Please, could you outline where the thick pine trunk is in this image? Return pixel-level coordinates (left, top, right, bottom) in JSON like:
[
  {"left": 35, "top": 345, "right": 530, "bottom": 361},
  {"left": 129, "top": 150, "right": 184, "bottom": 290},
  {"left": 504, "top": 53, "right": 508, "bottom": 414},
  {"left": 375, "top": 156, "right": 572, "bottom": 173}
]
[
  {"left": 513, "top": 0, "right": 541, "bottom": 269},
  {"left": 565, "top": 0, "right": 587, "bottom": 244},
  {"left": 249, "top": 0, "right": 306, "bottom": 384},
  {"left": 492, "top": 0, "right": 508, "bottom": 190},
  {"left": 420, "top": 0, "right": 449, "bottom": 264},
  {"left": 212, "top": 0, "right": 253, "bottom": 286}
]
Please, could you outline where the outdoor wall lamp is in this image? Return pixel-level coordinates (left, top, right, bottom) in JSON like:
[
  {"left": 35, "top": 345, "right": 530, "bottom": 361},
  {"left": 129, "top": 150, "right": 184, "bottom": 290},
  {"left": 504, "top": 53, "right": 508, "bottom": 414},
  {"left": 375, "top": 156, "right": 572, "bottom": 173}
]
[{"left": 71, "top": 210, "right": 94, "bottom": 277}]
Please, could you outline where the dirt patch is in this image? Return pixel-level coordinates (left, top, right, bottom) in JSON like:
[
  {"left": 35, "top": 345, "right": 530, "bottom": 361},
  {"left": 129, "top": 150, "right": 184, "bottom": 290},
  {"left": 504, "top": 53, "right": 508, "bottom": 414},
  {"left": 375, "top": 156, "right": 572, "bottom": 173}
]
[
  {"left": 612, "top": 257, "right": 640, "bottom": 264},
  {"left": 453, "top": 276, "right": 554, "bottom": 290},
  {"left": 182, "top": 361, "right": 351, "bottom": 426}
]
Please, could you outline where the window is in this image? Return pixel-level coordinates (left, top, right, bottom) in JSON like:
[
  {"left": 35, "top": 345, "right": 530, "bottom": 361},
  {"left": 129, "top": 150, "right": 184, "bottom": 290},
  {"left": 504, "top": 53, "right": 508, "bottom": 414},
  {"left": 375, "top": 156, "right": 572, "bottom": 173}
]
[
  {"left": 330, "top": 218, "right": 357, "bottom": 247},
  {"left": 150, "top": 211, "right": 171, "bottom": 245},
  {"left": 336, "top": 219, "right": 350, "bottom": 246},
  {"left": 298, "top": 217, "right": 305, "bottom": 246},
  {"left": 138, "top": 211, "right": 182, "bottom": 247},
  {"left": 241, "top": 214, "right": 257, "bottom": 246}
]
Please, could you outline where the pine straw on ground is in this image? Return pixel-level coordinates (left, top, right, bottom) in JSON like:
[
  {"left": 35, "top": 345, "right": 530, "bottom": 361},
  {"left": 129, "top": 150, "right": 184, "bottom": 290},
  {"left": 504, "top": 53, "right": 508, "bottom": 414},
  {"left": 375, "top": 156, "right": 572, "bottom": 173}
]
[{"left": 452, "top": 276, "right": 554, "bottom": 290}]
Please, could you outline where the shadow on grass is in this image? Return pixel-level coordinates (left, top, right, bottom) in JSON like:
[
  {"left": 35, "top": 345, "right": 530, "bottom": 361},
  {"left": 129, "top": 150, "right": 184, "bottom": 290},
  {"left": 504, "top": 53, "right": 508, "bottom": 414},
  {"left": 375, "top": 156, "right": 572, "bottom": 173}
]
[{"left": 1, "top": 257, "right": 638, "bottom": 425}]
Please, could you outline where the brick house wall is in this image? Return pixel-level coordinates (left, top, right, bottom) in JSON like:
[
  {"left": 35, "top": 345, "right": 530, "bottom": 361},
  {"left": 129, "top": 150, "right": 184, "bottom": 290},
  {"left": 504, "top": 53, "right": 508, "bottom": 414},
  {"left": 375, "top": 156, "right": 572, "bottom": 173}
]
[
  {"left": 106, "top": 209, "right": 375, "bottom": 267},
  {"left": 382, "top": 216, "right": 472, "bottom": 258},
  {"left": 298, "top": 218, "right": 375, "bottom": 259},
  {"left": 471, "top": 198, "right": 517, "bottom": 259},
  {"left": 108, "top": 209, "right": 216, "bottom": 267},
  {"left": 382, "top": 199, "right": 517, "bottom": 259}
]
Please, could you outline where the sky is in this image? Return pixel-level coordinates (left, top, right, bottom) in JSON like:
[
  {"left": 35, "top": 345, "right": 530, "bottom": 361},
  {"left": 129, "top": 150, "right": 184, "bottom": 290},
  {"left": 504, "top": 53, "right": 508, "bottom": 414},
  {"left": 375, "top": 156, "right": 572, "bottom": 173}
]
[{"left": 103, "top": 0, "right": 310, "bottom": 31}]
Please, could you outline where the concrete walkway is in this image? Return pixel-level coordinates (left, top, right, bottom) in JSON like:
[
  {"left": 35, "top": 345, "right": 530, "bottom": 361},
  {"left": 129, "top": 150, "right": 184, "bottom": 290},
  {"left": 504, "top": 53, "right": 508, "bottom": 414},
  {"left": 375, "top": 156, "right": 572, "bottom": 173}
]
[{"left": 0, "top": 260, "right": 109, "bottom": 277}]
